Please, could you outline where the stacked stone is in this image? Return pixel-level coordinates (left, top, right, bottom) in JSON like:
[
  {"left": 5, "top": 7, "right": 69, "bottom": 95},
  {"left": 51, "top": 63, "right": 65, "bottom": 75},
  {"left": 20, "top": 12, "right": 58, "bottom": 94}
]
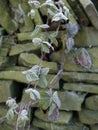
[{"left": 0, "top": 0, "right": 98, "bottom": 130}]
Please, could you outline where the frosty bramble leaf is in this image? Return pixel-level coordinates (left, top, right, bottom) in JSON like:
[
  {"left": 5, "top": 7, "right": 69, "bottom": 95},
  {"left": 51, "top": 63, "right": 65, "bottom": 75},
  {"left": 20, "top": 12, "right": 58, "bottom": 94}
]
[{"left": 48, "top": 103, "right": 59, "bottom": 121}]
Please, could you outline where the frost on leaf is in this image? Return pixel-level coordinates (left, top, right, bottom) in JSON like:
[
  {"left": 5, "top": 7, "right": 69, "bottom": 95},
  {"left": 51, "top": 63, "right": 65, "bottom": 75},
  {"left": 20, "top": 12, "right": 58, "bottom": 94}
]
[
  {"left": 66, "top": 37, "right": 74, "bottom": 52},
  {"left": 76, "top": 48, "right": 92, "bottom": 69},
  {"left": 52, "top": 12, "right": 68, "bottom": 22},
  {"left": 48, "top": 103, "right": 59, "bottom": 121},
  {"left": 25, "top": 88, "right": 40, "bottom": 100}
]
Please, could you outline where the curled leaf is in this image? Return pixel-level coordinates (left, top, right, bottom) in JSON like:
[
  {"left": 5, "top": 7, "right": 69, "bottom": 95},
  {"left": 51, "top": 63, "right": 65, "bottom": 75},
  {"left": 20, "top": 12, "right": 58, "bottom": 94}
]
[{"left": 53, "top": 91, "right": 61, "bottom": 108}]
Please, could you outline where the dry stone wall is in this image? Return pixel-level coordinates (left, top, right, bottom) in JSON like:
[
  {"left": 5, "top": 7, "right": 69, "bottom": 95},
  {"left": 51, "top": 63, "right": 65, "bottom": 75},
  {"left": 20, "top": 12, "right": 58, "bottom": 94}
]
[{"left": 0, "top": 0, "right": 98, "bottom": 130}]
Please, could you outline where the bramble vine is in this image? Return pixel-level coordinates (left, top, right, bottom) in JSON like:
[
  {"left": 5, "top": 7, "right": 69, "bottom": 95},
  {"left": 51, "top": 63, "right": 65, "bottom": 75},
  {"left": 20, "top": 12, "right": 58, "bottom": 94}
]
[{"left": 4, "top": 0, "right": 92, "bottom": 130}]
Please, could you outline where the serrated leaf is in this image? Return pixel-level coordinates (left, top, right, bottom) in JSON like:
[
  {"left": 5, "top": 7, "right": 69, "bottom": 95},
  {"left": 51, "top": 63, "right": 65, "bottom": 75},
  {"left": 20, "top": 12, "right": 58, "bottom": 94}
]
[
  {"left": 76, "top": 48, "right": 92, "bottom": 69},
  {"left": 39, "top": 91, "right": 51, "bottom": 110},
  {"left": 26, "top": 72, "right": 39, "bottom": 82},
  {"left": 41, "top": 68, "right": 49, "bottom": 75},
  {"left": 32, "top": 38, "right": 42, "bottom": 46},
  {"left": 32, "top": 89, "right": 40, "bottom": 99},
  {"left": 38, "top": 75, "right": 48, "bottom": 88},
  {"left": 53, "top": 91, "right": 61, "bottom": 108},
  {"left": 6, "top": 109, "right": 15, "bottom": 120},
  {"left": 30, "top": 92, "right": 36, "bottom": 100},
  {"left": 66, "top": 37, "right": 74, "bottom": 52},
  {"left": 52, "top": 12, "right": 68, "bottom": 22},
  {"left": 37, "top": 24, "right": 50, "bottom": 29},
  {"left": 41, "top": 44, "right": 50, "bottom": 53},
  {"left": 48, "top": 103, "right": 59, "bottom": 121}
]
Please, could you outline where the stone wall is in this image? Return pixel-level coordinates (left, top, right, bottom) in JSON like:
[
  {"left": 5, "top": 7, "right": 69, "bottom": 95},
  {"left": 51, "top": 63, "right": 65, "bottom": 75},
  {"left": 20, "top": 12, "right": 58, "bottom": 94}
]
[{"left": 0, "top": 0, "right": 98, "bottom": 130}]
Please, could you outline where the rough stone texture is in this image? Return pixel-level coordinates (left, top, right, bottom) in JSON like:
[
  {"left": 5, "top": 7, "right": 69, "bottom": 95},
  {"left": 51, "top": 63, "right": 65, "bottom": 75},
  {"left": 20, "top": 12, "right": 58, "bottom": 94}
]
[
  {"left": 18, "top": 53, "right": 58, "bottom": 73},
  {"left": 33, "top": 118, "right": 89, "bottom": 130},
  {"left": 9, "top": 43, "right": 40, "bottom": 56},
  {"left": 0, "top": 56, "right": 17, "bottom": 67},
  {"left": 79, "top": 0, "right": 98, "bottom": 30},
  {"left": 78, "top": 109, "right": 98, "bottom": 125},
  {"left": 0, "top": 70, "right": 57, "bottom": 88},
  {"left": 75, "top": 27, "right": 98, "bottom": 47},
  {"left": 62, "top": 72, "right": 98, "bottom": 84},
  {"left": 59, "top": 91, "right": 86, "bottom": 111},
  {"left": 0, "top": 80, "right": 12, "bottom": 102},
  {"left": 63, "top": 83, "right": 98, "bottom": 94},
  {"left": 50, "top": 47, "right": 98, "bottom": 72},
  {"left": 85, "top": 95, "right": 98, "bottom": 110},
  {"left": 35, "top": 109, "right": 72, "bottom": 124},
  {"left": 0, "top": 0, "right": 17, "bottom": 34},
  {"left": 90, "top": 124, "right": 98, "bottom": 130}
]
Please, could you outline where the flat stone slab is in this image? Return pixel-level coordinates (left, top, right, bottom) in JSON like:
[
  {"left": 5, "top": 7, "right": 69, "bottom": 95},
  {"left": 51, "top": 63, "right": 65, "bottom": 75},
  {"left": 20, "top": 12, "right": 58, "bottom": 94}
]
[
  {"left": 18, "top": 53, "right": 58, "bottom": 73},
  {"left": 9, "top": 43, "right": 40, "bottom": 56},
  {"left": 59, "top": 91, "right": 86, "bottom": 111},
  {"left": 63, "top": 83, "right": 98, "bottom": 94},
  {"left": 75, "top": 27, "right": 98, "bottom": 47},
  {"left": 33, "top": 118, "right": 89, "bottom": 130},
  {"left": 85, "top": 95, "right": 98, "bottom": 110},
  {"left": 78, "top": 109, "right": 98, "bottom": 124},
  {"left": 50, "top": 47, "right": 98, "bottom": 72},
  {"left": 35, "top": 110, "right": 72, "bottom": 124},
  {"left": 62, "top": 72, "right": 98, "bottom": 84},
  {"left": 0, "top": 70, "right": 57, "bottom": 88},
  {"left": 0, "top": 80, "right": 12, "bottom": 102},
  {"left": 79, "top": 0, "right": 98, "bottom": 30},
  {"left": 0, "top": 1, "right": 17, "bottom": 34}
]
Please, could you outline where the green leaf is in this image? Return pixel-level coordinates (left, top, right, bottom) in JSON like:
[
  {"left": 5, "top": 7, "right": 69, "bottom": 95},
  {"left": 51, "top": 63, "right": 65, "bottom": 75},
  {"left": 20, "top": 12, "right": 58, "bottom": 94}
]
[
  {"left": 17, "top": 109, "right": 29, "bottom": 127},
  {"left": 53, "top": 91, "right": 61, "bottom": 108},
  {"left": 38, "top": 75, "right": 48, "bottom": 88},
  {"left": 41, "top": 68, "right": 49, "bottom": 75},
  {"left": 50, "top": 38, "right": 58, "bottom": 46},
  {"left": 26, "top": 72, "right": 39, "bottom": 82},
  {"left": 41, "top": 44, "right": 50, "bottom": 53},
  {"left": 30, "top": 92, "right": 36, "bottom": 100},
  {"left": 6, "top": 109, "right": 15, "bottom": 120},
  {"left": 32, "top": 38, "right": 42, "bottom": 46},
  {"left": 32, "top": 89, "right": 40, "bottom": 100},
  {"left": 48, "top": 103, "right": 59, "bottom": 121},
  {"left": 6, "top": 98, "right": 18, "bottom": 109},
  {"left": 25, "top": 88, "right": 40, "bottom": 100},
  {"left": 39, "top": 91, "right": 51, "bottom": 110}
]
